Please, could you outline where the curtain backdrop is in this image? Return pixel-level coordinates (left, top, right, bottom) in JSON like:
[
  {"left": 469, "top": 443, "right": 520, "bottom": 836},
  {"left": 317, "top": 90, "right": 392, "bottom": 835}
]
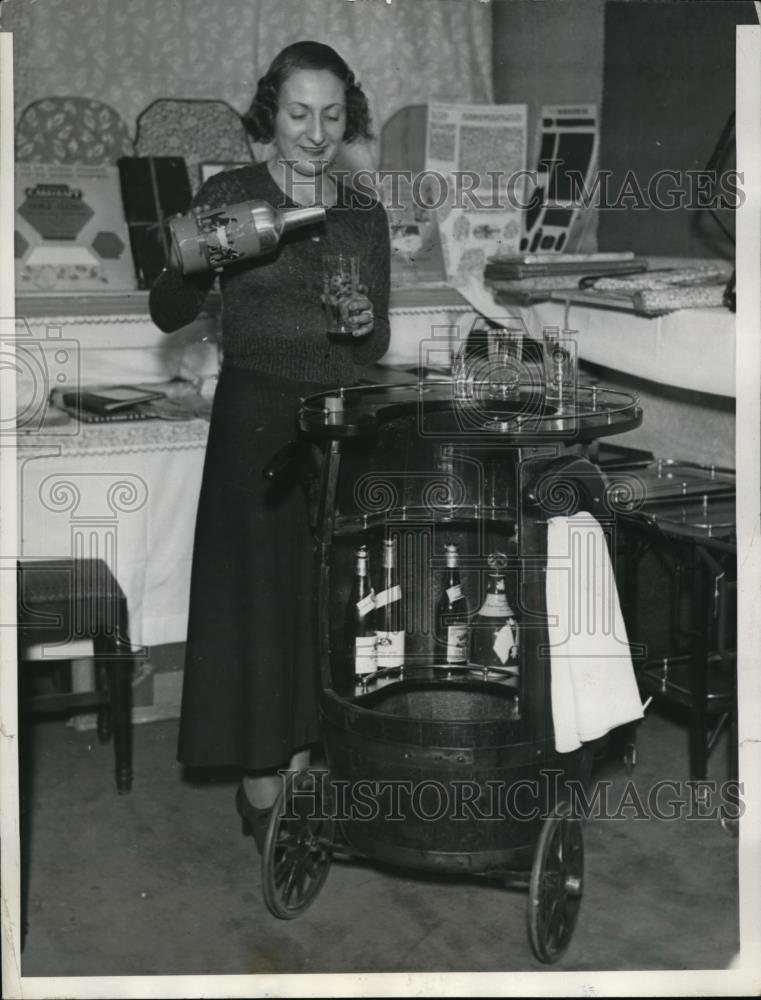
[{"left": 3, "top": 0, "right": 492, "bottom": 152}]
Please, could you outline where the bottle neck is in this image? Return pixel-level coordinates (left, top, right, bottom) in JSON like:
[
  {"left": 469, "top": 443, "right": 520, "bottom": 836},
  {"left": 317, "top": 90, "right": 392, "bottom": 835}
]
[
  {"left": 278, "top": 203, "right": 327, "bottom": 234},
  {"left": 480, "top": 573, "right": 510, "bottom": 616},
  {"left": 445, "top": 545, "right": 460, "bottom": 582},
  {"left": 382, "top": 543, "right": 397, "bottom": 573},
  {"left": 267, "top": 158, "right": 338, "bottom": 209},
  {"left": 355, "top": 550, "right": 369, "bottom": 579},
  {"left": 354, "top": 567, "right": 372, "bottom": 605}
]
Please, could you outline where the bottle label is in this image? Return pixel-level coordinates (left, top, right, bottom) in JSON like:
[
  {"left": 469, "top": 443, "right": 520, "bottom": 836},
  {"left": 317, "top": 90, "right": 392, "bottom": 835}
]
[
  {"left": 446, "top": 625, "right": 469, "bottom": 663},
  {"left": 479, "top": 593, "right": 510, "bottom": 617},
  {"left": 355, "top": 635, "right": 377, "bottom": 675},
  {"left": 493, "top": 622, "right": 517, "bottom": 665},
  {"left": 375, "top": 630, "right": 405, "bottom": 668},
  {"left": 375, "top": 585, "right": 402, "bottom": 608},
  {"left": 356, "top": 590, "right": 376, "bottom": 617},
  {"left": 446, "top": 584, "right": 463, "bottom": 602}
]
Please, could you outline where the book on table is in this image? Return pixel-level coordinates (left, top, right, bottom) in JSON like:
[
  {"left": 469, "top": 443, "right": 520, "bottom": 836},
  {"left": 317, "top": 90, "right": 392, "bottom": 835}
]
[{"left": 50, "top": 384, "right": 167, "bottom": 421}]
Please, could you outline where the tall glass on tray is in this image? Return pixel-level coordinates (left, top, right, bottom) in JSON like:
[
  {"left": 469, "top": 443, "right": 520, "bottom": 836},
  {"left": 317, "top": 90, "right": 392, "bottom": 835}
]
[
  {"left": 488, "top": 324, "right": 524, "bottom": 402},
  {"left": 542, "top": 327, "right": 578, "bottom": 414}
]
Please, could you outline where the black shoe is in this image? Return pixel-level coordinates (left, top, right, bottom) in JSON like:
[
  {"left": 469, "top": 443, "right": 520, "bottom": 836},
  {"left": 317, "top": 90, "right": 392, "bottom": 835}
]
[{"left": 235, "top": 785, "right": 272, "bottom": 854}]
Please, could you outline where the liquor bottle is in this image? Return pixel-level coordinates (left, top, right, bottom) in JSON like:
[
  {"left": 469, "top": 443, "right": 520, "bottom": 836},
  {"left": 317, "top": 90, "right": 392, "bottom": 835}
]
[
  {"left": 345, "top": 545, "right": 376, "bottom": 677},
  {"left": 375, "top": 537, "right": 405, "bottom": 671},
  {"left": 169, "top": 200, "right": 326, "bottom": 274},
  {"left": 435, "top": 543, "right": 470, "bottom": 665},
  {"left": 470, "top": 553, "right": 519, "bottom": 674}
]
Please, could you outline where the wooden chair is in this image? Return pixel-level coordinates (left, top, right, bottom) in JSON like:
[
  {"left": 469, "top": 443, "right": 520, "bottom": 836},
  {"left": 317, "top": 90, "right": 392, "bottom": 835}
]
[
  {"left": 17, "top": 558, "right": 135, "bottom": 947},
  {"left": 17, "top": 558, "right": 134, "bottom": 793}
]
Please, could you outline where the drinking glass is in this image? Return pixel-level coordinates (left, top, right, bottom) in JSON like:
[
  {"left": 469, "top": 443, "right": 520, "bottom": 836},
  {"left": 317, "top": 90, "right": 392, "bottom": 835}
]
[
  {"left": 488, "top": 325, "right": 524, "bottom": 401},
  {"left": 323, "top": 254, "right": 361, "bottom": 340},
  {"left": 543, "top": 327, "right": 578, "bottom": 412}
]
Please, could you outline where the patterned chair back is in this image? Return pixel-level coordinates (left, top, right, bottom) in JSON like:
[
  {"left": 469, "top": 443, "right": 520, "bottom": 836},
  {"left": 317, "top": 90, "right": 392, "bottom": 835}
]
[
  {"left": 16, "top": 97, "right": 135, "bottom": 165},
  {"left": 134, "top": 99, "right": 256, "bottom": 193}
]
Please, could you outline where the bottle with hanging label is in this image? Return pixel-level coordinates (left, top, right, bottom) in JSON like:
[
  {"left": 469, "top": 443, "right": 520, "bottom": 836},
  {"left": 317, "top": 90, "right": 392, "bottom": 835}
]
[
  {"left": 470, "top": 552, "right": 519, "bottom": 675},
  {"left": 435, "top": 543, "right": 470, "bottom": 664},
  {"left": 375, "top": 537, "right": 405, "bottom": 671},
  {"left": 345, "top": 545, "right": 376, "bottom": 677}
]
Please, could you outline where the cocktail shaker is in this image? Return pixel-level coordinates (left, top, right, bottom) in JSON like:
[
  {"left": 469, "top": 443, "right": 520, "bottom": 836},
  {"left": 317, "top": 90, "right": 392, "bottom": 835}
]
[{"left": 169, "top": 200, "right": 326, "bottom": 274}]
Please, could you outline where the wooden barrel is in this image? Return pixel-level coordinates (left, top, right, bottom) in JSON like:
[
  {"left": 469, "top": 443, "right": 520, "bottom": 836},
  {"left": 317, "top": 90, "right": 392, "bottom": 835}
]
[{"left": 320, "top": 678, "right": 591, "bottom": 875}]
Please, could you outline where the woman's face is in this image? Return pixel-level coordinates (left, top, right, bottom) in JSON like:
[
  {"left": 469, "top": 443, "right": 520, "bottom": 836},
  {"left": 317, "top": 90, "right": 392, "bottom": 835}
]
[{"left": 272, "top": 68, "right": 347, "bottom": 176}]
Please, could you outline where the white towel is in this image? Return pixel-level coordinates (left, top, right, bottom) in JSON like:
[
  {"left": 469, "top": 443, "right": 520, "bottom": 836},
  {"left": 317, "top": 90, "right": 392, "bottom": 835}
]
[{"left": 546, "top": 512, "right": 644, "bottom": 754}]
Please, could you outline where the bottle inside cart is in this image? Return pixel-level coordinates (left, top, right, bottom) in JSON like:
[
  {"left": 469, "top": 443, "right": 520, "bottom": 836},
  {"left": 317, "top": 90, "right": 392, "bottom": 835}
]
[
  {"left": 435, "top": 543, "right": 470, "bottom": 665},
  {"left": 345, "top": 545, "right": 377, "bottom": 679},
  {"left": 470, "top": 552, "right": 519, "bottom": 676},
  {"left": 375, "top": 537, "right": 405, "bottom": 671}
]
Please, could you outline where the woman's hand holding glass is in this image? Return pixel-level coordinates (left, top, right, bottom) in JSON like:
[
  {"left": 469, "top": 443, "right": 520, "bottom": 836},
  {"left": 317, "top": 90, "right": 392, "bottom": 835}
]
[
  {"left": 322, "top": 254, "right": 373, "bottom": 339},
  {"left": 341, "top": 283, "right": 373, "bottom": 338}
]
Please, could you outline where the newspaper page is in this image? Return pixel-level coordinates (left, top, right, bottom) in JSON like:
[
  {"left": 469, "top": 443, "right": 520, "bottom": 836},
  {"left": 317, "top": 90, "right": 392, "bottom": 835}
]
[{"left": 425, "top": 101, "right": 527, "bottom": 288}]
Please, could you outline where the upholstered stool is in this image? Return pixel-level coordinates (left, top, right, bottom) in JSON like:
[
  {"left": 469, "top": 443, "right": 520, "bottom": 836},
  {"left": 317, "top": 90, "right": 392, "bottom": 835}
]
[{"left": 17, "top": 558, "right": 134, "bottom": 793}]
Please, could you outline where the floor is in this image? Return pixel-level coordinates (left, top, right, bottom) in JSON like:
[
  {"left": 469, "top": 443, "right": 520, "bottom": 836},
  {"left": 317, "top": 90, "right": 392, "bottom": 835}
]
[{"left": 15, "top": 705, "right": 739, "bottom": 984}]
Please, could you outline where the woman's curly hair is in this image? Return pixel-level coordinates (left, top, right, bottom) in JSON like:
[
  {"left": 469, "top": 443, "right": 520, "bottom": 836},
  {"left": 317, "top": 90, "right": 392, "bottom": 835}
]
[{"left": 243, "top": 40, "right": 374, "bottom": 145}]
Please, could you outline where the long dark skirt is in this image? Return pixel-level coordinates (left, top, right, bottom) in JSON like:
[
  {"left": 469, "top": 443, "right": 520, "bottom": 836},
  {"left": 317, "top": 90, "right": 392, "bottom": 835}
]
[{"left": 177, "top": 365, "right": 328, "bottom": 771}]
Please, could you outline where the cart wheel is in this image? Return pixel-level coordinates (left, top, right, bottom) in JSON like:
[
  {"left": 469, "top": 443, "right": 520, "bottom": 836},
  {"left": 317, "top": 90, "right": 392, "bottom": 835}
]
[
  {"left": 527, "top": 801, "right": 584, "bottom": 964},
  {"left": 261, "top": 768, "right": 334, "bottom": 920}
]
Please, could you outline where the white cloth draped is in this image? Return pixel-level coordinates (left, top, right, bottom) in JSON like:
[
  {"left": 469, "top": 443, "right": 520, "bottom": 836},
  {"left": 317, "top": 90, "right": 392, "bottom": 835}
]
[{"left": 546, "top": 512, "right": 644, "bottom": 754}]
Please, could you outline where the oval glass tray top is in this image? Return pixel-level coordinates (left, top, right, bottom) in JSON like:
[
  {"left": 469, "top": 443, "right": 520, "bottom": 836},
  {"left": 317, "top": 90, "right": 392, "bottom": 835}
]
[{"left": 299, "top": 382, "right": 642, "bottom": 442}]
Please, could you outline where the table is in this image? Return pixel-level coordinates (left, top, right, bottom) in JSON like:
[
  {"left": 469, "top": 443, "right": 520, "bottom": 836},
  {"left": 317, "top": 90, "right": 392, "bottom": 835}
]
[
  {"left": 526, "top": 299, "right": 735, "bottom": 398},
  {"left": 447, "top": 282, "right": 735, "bottom": 467},
  {"left": 17, "top": 417, "right": 209, "bottom": 649},
  {"left": 449, "top": 273, "right": 735, "bottom": 398}
]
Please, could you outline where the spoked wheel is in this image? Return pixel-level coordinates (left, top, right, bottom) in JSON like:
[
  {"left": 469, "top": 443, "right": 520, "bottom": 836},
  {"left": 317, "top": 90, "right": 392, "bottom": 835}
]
[
  {"left": 527, "top": 801, "right": 584, "bottom": 963},
  {"left": 261, "top": 767, "right": 335, "bottom": 919}
]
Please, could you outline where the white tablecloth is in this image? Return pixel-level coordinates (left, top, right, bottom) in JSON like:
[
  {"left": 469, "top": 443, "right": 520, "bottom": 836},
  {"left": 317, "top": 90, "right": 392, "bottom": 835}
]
[
  {"left": 527, "top": 299, "right": 735, "bottom": 398},
  {"left": 450, "top": 274, "right": 736, "bottom": 398},
  {"left": 17, "top": 418, "right": 209, "bottom": 648}
]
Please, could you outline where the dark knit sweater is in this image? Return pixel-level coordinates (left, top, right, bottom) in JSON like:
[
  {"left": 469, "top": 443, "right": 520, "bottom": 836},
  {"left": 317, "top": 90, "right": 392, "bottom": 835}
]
[{"left": 149, "top": 162, "right": 390, "bottom": 385}]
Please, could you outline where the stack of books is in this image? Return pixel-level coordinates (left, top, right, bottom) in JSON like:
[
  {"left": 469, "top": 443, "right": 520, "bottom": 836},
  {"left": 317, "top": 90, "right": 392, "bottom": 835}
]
[{"left": 484, "top": 252, "right": 649, "bottom": 304}]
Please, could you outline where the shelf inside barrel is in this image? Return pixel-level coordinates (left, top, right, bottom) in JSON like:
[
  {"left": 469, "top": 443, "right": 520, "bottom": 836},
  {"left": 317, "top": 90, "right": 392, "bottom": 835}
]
[
  {"left": 332, "top": 505, "right": 520, "bottom": 536},
  {"left": 338, "top": 664, "right": 521, "bottom": 709}
]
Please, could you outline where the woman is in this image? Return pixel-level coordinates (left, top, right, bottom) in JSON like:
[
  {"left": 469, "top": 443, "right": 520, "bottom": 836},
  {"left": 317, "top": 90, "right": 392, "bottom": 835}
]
[{"left": 150, "top": 41, "right": 390, "bottom": 848}]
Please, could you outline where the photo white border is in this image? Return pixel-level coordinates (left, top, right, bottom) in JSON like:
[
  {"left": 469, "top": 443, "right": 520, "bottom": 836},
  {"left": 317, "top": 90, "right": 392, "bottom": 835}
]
[
  {"left": 734, "top": 20, "right": 761, "bottom": 992},
  {"left": 1, "top": 11, "right": 761, "bottom": 1000},
  {"left": 0, "top": 27, "right": 22, "bottom": 1000}
]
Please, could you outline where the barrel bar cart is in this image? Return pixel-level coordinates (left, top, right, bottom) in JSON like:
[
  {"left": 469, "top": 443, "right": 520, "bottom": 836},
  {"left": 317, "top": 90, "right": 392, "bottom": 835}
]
[{"left": 259, "top": 378, "right": 642, "bottom": 964}]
